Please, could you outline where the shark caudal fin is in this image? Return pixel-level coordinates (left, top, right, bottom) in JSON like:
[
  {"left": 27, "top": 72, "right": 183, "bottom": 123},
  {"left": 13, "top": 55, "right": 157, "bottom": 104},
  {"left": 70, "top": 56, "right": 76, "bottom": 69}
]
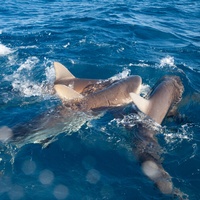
[
  {"left": 54, "top": 62, "right": 75, "bottom": 81},
  {"left": 54, "top": 84, "right": 83, "bottom": 100}
]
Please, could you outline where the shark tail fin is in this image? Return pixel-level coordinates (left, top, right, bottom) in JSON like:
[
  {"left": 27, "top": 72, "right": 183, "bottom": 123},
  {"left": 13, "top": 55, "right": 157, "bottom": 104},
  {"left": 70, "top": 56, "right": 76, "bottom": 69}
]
[
  {"left": 129, "top": 92, "right": 151, "bottom": 116},
  {"left": 54, "top": 62, "right": 75, "bottom": 81},
  {"left": 54, "top": 84, "right": 83, "bottom": 100}
]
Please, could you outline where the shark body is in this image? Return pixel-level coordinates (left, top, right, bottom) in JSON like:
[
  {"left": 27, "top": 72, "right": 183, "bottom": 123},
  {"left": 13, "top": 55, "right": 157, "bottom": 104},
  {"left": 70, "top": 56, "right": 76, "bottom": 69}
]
[
  {"left": 53, "top": 62, "right": 142, "bottom": 110},
  {"left": 129, "top": 75, "right": 184, "bottom": 197}
]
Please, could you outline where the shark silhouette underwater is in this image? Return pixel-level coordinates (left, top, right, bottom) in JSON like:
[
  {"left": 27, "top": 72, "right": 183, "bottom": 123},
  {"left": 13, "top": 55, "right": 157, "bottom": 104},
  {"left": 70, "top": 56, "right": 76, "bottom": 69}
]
[{"left": 0, "top": 62, "right": 185, "bottom": 198}]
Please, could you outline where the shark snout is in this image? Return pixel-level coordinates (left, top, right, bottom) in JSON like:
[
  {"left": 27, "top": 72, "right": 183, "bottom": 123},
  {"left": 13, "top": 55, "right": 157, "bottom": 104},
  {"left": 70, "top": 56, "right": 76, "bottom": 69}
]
[{"left": 127, "top": 75, "right": 142, "bottom": 94}]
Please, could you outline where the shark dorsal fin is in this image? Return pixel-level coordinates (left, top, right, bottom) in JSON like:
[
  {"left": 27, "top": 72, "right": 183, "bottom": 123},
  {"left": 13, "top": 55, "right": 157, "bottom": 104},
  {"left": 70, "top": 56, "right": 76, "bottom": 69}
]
[
  {"left": 129, "top": 92, "right": 151, "bottom": 115},
  {"left": 54, "top": 84, "right": 83, "bottom": 100},
  {"left": 54, "top": 62, "right": 75, "bottom": 81}
]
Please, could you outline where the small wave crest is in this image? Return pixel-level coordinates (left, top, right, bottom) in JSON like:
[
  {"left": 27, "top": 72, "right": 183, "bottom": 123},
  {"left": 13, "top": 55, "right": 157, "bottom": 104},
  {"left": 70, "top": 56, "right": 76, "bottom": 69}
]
[
  {"left": 159, "top": 56, "right": 175, "bottom": 68},
  {"left": 158, "top": 56, "right": 184, "bottom": 74},
  {"left": 109, "top": 68, "right": 131, "bottom": 81},
  {"left": 0, "top": 44, "right": 14, "bottom": 56},
  {"left": 163, "top": 123, "right": 194, "bottom": 145}
]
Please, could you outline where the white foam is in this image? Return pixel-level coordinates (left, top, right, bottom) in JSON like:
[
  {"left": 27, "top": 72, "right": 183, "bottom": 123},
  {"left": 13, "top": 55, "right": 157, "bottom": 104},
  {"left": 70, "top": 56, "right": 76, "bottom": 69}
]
[
  {"left": 8, "top": 57, "right": 54, "bottom": 97},
  {"left": 129, "top": 61, "right": 150, "bottom": 68},
  {"left": 17, "top": 56, "right": 39, "bottom": 72},
  {"left": 0, "top": 44, "right": 14, "bottom": 56},
  {"left": 163, "top": 123, "right": 194, "bottom": 145},
  {"left": 63, "top": 42, "right": 70, "bottom": 48},
  {"left": 109, "top": 68, "right": 131, "bottom": 81},
  {"left": 19, "top": 45, "right": 38, "bottom": 49},
  {"left": 45, "top": 65, "right": 56, "bottom": 85},
  {"left": 12, "top": 80, "right": 45, "bottom": 97},
  {"left": 159, "top": 56, "right": 175, "bottom": 68}
]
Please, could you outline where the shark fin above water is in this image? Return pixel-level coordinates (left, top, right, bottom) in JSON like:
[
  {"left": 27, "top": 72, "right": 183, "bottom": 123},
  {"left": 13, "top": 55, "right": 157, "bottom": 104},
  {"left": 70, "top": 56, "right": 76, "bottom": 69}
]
[
  {"left": 54, "top": 84, "right": 83, "bottom": 100},
  {"left": 54, "top": 62, "right": 75, "bottom": 81}
]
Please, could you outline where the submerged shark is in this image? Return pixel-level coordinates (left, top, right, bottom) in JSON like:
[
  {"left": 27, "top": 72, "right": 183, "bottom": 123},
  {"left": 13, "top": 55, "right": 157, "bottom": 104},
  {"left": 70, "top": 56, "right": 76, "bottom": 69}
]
[{"left": 128, "top": 75, "right": 185, "bottom": 198}]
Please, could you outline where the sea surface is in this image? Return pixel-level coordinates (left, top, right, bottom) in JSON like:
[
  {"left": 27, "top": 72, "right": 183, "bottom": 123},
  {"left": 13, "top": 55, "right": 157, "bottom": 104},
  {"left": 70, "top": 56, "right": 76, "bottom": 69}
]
[{"left": 0, "top": 0, "right": 200, "bottom": 199}]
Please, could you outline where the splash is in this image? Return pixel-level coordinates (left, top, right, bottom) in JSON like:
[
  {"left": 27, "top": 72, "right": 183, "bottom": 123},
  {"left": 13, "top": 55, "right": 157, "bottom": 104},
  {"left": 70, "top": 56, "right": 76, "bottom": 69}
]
[
  {"left": 159, "top": 56, "right": 175, "bottom": 68},
  {"left": 109, "top": 68, "right": 131, "bottom": 81},
  {"left": 111, "top": 111, "right": 161, "bottom": 132},
  {"left": 0, "top": 44, "right": 14, "bottom": 56},
  {"left": 45, "top": 64, "right": 56, "bottom": 85},
  {"left": 163, "top": 123, "right": 194, "bottom": 145},
  {"left": 157, "top": 56, "right": 185, "bottom": 74},
  {"left": 6, "top": 57, "right": 54, "bottom": 98}
]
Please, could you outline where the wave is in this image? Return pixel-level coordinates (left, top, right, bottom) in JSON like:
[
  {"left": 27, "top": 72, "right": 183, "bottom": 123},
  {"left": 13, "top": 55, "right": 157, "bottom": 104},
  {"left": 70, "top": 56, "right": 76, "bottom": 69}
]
[
  {"left": 3, "top": 57, "right": 55, "bottom": 99},
  {"left": 0, "top": 44, "right": 14, "bottom": 56}
]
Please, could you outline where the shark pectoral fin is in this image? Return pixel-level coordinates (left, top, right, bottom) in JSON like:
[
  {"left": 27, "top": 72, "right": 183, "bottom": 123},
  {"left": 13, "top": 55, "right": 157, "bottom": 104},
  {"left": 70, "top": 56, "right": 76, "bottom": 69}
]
[
  {"left": 54, "top": 62, "right": 75, "bottom": 81},
  {"left": 129, "top": 92, "right": 150, "bottom": 115},
  {"left": 54, "top": 84, "right": 83, "bottom": 100}
]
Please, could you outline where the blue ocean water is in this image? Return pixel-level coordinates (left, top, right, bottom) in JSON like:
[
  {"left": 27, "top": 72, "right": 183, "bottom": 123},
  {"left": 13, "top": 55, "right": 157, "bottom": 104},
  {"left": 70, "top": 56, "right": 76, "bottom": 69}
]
[{"left": 0, "top": 0, "right": 200, "bottom": 199}]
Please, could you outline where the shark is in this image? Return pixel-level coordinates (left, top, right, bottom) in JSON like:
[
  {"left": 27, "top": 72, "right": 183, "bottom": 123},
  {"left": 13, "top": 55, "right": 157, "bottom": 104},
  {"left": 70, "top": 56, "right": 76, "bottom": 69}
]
[
  {"left": 128, "top": 75, "right": 185, "bottom": 198},
  {"left": 0, "top": 62, "right": 143, "bottom": 146},
  {"left": 53, "top": 62, "right": 142, "bottom": 110},
  {"left": 53, "top": 63, "right": 186, "bottom": 198},
  {"left": 54, "top": 63, "right": 185, "bottom": 197},
  {"left": 53, "top": 63, "right": 185, "bottom": 197},
  {"left": 1, "top": 62, "right": 185, "bottom": 198}
]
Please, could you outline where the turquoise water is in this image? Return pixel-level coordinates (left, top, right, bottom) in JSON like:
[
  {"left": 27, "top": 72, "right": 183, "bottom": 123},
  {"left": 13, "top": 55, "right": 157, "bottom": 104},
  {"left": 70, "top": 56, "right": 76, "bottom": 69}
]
[{"left": 0, "top": 0, "right": 200, "bottom": 199}]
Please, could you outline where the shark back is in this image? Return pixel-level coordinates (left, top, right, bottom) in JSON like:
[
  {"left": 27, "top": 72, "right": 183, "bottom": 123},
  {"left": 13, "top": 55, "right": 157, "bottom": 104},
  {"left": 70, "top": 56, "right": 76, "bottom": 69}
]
[{"left": 83, "top": 75, "right": 142, "bottom": 110}]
